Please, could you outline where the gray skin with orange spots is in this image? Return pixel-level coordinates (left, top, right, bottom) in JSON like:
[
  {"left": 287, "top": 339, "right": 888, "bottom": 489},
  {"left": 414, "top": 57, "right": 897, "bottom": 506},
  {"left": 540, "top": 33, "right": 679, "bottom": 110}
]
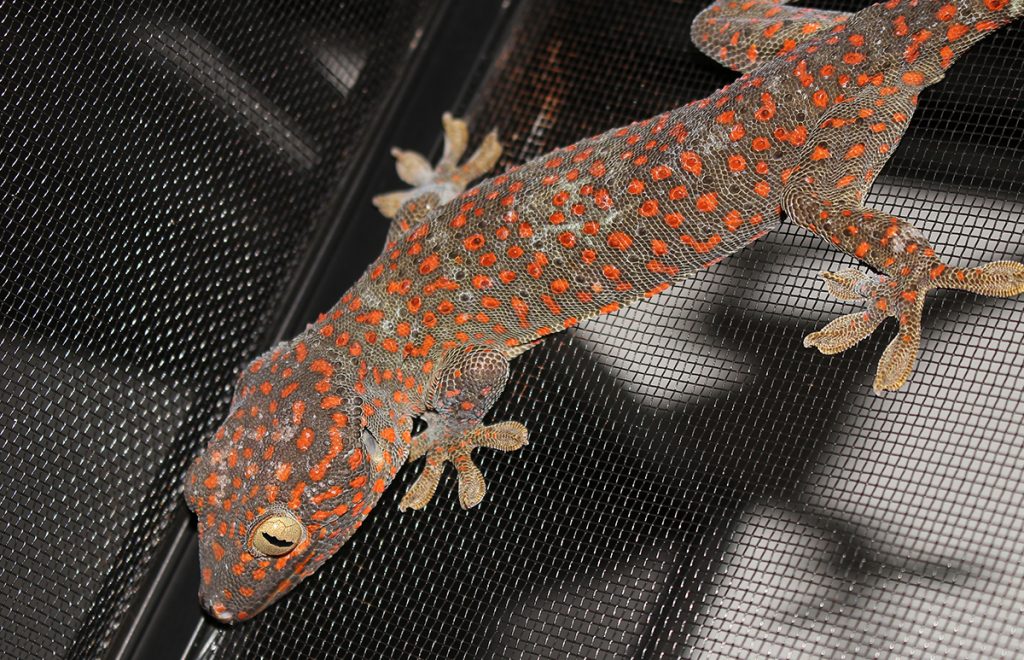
[{"left": 185, "top": 0, "right": 1024, "bottom": 623}]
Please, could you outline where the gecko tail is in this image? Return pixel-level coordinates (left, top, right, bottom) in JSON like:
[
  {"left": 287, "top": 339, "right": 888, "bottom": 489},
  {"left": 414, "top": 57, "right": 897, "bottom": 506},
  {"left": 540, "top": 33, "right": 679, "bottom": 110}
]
[{"left": 691, "top": 0, "right": 851, "bottom": 73}]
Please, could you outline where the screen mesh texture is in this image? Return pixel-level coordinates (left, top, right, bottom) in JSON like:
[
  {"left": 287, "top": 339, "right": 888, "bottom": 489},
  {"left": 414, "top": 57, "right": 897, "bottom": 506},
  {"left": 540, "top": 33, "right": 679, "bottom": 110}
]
[
  {"left": 0, "top": 1, "right": 434, "bottom": 657},
  {"left": 4, "top": 0, "right": 1021, "bottom": 658}
]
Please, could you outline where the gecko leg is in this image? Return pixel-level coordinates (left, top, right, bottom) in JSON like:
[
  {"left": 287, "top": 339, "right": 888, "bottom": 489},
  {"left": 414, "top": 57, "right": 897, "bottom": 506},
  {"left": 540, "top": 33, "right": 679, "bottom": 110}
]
[
  {"left": 372, "top": 113, "right": 502, "bottom": 222},
  {"left": 789, "top": 199, "right": 1024, "bottom": 391},
  {"left": 399, "top": 346, "right": 528, "bottom": 511}
]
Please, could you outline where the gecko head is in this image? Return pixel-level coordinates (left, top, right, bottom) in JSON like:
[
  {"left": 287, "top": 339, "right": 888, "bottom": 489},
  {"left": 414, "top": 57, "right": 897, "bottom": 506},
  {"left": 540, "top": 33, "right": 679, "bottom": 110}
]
[{"left": 183, "top": 338, "right": 412, "bottom": 623}]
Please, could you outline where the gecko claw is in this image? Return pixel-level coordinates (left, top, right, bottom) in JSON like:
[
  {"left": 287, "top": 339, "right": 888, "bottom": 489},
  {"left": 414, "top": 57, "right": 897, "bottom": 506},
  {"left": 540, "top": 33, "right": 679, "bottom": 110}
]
[
  {"left": 398, "top": 421, "right": 528, "bottom": 512},
  {"left": 372, "top": 113, "right": 503, "bottom": 221}
]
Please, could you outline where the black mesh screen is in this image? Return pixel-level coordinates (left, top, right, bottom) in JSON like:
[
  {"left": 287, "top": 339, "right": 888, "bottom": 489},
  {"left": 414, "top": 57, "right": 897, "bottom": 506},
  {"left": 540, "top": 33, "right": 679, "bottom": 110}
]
[
  {"left": 3, "top": 0, "right": 1022, "bottom": 658},
  {"left": 192, "top": 1, "right": 1024, "bottom": 657},
  {"left": 0, "top": 1, "right": 435, "bottom": 657}
]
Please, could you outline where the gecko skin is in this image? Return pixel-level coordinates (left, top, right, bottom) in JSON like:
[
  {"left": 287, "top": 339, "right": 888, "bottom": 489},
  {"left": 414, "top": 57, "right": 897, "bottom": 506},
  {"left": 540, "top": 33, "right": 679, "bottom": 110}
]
[{"left": 185, "top": 0, "right": 1024, "bottom": 623}]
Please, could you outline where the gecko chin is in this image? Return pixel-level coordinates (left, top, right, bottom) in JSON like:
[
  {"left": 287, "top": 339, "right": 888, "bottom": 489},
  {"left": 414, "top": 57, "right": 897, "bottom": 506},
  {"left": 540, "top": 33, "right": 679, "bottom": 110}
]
[{"left": 183, "top": 337, "right": 412, "bottom": 621}]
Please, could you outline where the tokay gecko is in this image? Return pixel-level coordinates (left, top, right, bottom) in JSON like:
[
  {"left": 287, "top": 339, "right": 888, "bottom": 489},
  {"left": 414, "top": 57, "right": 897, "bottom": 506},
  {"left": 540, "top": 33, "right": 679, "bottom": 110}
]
[{"left": 185, "top": 0, "right": 1024, "bottom": 622}]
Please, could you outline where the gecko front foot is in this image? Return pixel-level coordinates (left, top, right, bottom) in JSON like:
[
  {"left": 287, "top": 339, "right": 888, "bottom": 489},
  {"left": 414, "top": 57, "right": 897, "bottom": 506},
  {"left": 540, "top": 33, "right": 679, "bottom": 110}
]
[
  {"left": 372, "top": 112, "right": 502, "bottom": 219},
  {"left": 398, "top": 420, "right": 528, "bottom": 511},
  {"left": 805, "top": 262, "right": 1024, "bottom": 392}
]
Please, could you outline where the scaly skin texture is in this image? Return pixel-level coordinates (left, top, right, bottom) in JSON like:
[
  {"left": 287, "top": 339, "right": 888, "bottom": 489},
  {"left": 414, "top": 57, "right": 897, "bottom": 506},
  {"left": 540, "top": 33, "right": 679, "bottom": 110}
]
[{"left": 184, "top": 0, "right": 1024, "bottom": 623}]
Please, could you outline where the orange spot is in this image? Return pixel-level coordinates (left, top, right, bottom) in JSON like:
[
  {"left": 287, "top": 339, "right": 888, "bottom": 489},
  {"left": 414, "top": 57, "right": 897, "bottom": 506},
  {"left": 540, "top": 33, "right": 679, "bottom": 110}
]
[
  {"left": 296, "top": 428, "right": 314, "bottom": 451},
  {"left": 723, "top": 210, "right": 743, "bottom": 232},
  {"left": 727, "top": 154, "right": 746, "bottom": 171},
  {"left": 679, "top": 151, "right": 703, "bottom": 176},
  {"left": 940, "top": 45, "right": 955, "bottom": 67},
  {"left": 695, "top": 192, "right": 718, "bottom": 212},
  {"left": 845, "top": 143, "right": 865, "bottom": 159},
  {"left": 854, "top": 242, "right": 870, "bottom": 258},
  {"left": 663, "top": 213, "right": 683, "bottom": 228},
  {"left": 811, "top": 145, "right": 831, "bottom": 161},
  {"left": 540, "top": 294, "right": 562, "bottom": 315},
  {"left": 650, "top": 165, "right": 673, "bottom": 180},
  {"left": 681, "top": 234, "right": 722, "bottom": 253},
  {"left": 947, "top": 23, "right": 969, "bottom": 40},
  {"left": 639, "top": 199, "right": 660, "bottom": 217},
  {"left": 901, "top": 71, "right": 925, "bottom": 85},
  {"left": 511, "top": 298, "right": 530, "bottom": 328},
  {"left": 754, "top": 93, "right": 776, "bottom": 121},
  {"left": 607, "top": 231, "right": 633, "bottom": 250},
  {"left": 418, "top": 254, "right": 440, "bottom": 275},
  {"left": 774, "top": 125, "right": 808, "bottom": 146}
]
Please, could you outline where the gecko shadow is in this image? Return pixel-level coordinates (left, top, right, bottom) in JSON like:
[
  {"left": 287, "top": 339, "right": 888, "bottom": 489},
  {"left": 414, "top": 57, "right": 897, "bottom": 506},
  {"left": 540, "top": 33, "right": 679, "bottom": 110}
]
[{"left": 207, "top": 265, "right": 1017, "bottom": 659}]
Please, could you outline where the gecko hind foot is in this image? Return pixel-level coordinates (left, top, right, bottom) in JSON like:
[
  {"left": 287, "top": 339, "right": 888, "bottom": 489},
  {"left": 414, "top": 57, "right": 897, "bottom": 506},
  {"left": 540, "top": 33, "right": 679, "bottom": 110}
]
[
  {"left": 805, "top": 261, "right": 1024, "bottom": 392},
  {"left": 398, "top": 421, "right": 528, "bottom": 512},
  {"left": 372, "top": 112, "right": 502, "bottom": 219}
]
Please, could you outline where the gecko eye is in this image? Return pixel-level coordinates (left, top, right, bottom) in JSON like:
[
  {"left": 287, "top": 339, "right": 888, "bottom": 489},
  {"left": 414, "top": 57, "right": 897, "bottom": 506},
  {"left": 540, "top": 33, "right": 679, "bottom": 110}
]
[{"left": 250, "top": 513, "right": 303, "bottom": 556}]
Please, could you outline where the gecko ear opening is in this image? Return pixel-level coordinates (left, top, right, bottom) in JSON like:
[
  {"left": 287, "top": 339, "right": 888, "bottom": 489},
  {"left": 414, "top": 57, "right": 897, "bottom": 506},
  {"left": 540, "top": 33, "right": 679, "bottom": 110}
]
[{"left": 360, "top": 428, "right": 385, "bottom": 470}]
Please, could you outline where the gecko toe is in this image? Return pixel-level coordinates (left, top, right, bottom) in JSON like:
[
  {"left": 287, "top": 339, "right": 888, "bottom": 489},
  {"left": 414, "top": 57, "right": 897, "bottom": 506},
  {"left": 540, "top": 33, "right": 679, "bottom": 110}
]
[
  {"left": 398, "top": 454, "right": 445, "bottom": 511},
  {"left": 804, "top": 310, "right": 884, "bottom": 355},
  {"left": 452, "top": 450, "right": 487, "bottom": 510},
  {"left": 934, "top": 260, "right": 1024, "bottom": 298},
  {"left": 374, "top": 114, "right": 503, "bottom": 222},
  {"left": 820, "top": 268, "right": 875, "bottom": 301}
]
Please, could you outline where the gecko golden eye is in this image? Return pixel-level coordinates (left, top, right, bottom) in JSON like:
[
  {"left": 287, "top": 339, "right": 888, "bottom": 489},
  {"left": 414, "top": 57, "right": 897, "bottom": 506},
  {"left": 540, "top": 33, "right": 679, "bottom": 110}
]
[{"left": 251, "top": 514, "right": 303, "bottom": 556}]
